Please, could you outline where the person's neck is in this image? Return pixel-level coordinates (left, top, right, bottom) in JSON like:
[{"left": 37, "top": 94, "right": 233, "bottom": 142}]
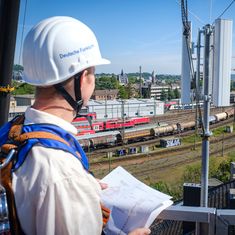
[{"left": 32, "top": 99, "right": 74, "bottom": 123}]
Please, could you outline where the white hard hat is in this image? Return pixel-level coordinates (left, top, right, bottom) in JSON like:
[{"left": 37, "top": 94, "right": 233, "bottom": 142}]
[{"left": 23, "top": 16, "right": 110, "bottom": 86}]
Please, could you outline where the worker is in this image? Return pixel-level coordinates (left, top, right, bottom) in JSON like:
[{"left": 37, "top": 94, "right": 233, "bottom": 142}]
[{"left": 10, "top": 16, "right": 151, "bottom": 235}]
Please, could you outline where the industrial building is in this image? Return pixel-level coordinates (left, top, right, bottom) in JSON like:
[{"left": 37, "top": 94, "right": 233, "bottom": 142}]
[
  {"left": 86, "top": 98, "right": 164, "bottom": 119},
  {"left": 8, "top": 96, "right": 164, "bottom": 120}
]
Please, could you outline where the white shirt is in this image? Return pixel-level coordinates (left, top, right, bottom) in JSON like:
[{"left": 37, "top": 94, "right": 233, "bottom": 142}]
[{"left": 12, "top": 107, "right": 103, "bottom": 235}]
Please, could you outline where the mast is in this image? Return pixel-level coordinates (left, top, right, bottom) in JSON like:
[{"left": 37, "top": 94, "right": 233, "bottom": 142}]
[{"left": 0, "top": 0, "right": 21, "bottom": 126}]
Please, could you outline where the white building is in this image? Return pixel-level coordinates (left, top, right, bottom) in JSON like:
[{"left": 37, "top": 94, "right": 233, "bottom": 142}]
[
  {"left": 87, "top": 98, "right": 164, "bottom": 119},
  {"left": 150, "top": 84, "right": 181, "bottom": 100}
]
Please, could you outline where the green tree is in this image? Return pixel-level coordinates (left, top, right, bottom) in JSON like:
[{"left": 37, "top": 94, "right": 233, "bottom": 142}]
[
  {"left": 231, "top": 80, "right": 235, "bottom": 91},
  {"left": 151, "top": 181, "right": 182, "bottom": 201},
  {"left": 173, "top": 88, "right": 180, "bottom": 98},
  {"left": 160, "top": 89, "right": 168, "bottom": 101},
  {"left": 12, "top": 81, "right": 35, "bottom": 95},
  {"left": 126, "top": 83, "right": 135, "bottom": 99},
  {"left": 118, "top": 85, "right": 128, "bottom": 99},
  {"left": 95, "top": 76, "right": 118, "bottom": 90},
  {"left": 13, "top": 64, "right": 24, "bottom": 72},
  {"left": 167, "top": 89, "right": 175, "bottom": 100},
  {"left": 129, "top": 76, "right": 138, "bottom": 84},
  {"left": 183, "top": 164, "right": 201, "bottom": 183},
  {"left": 212, "top": 158, "right": 234, "bottom": 182}
]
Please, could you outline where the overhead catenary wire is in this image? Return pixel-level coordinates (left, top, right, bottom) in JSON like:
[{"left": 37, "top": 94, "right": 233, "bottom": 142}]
[
  {"left": 209, "top": 0, "right": 213, "bottom": 23},
  {"left": 176, "top": 0, "right": 206, "bottom": 25},
  {"left": 216, "top": 0, "right": 235, "bottom": 19}
]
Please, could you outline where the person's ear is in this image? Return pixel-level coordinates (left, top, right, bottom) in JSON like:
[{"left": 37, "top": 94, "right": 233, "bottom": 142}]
[{"left": 80, "top": 70, "right": 88, "bottom": 88}]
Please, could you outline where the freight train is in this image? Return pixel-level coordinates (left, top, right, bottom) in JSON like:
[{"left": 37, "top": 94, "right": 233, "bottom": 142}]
[{"left": 75, "top": 109, "right": 234, "bottom": 150}]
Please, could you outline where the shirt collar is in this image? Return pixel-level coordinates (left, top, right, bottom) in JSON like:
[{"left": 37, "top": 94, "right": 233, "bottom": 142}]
[{"left": 24, "top": 107, "right": 78, "bottom": 136}]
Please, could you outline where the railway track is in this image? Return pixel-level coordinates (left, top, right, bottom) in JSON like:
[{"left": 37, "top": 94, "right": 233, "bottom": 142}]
[
  {"left": 88, "top": 117, "right": 234, "bottom": 161},
  {"left": 90, "top": 128, "right": 235, "bottom": 180},
  {"left": 132, "top": 134, "right": 235, "bottom": 179}
]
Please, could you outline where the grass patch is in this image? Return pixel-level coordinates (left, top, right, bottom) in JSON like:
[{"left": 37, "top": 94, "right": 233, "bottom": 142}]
[
  {"left": 182, "top": 134, "right": 201, "bottom": 144},
  {"left": 211, "top": 126, "right": 227, "bottom": 137},
  {"left": 150, "top": 151, "right": 235, "bottom": 201}
]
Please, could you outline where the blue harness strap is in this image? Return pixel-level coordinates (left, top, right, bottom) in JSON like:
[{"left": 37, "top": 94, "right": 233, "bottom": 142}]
[
  {"left": 0, "top": 116, "right": 110, "bottom": 232},
  {"left": 0, "top": 118, "right": 89, "bottom": 172}
]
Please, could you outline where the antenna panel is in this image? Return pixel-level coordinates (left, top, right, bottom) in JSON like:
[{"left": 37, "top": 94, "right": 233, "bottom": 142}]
[{"left": 212, "top": 19, "right": 233, "bottom": 107}]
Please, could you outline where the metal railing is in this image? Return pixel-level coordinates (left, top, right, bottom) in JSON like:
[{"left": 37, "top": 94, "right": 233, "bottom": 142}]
[{"left": 153, "top": 206, "right": 235, "bottom": 235}]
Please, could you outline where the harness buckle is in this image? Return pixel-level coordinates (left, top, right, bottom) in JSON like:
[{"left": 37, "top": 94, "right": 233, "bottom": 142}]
[{"left": 0, "top": 149, "right": 16, "bottom": 234}]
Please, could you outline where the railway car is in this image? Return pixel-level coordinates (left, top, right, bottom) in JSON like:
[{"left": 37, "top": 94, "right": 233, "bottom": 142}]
[
  {"left": 178, "top": 121, "right": 196, "bottom": 131},
  {"left": 76, "top": 109, "right": 234, "bottom": 150},
  {"left": 73, "top": 121, "right": 104, "bottom": 132},
  {"left": 76, "top": 131, "right": 122, "bottom": 149},
  {"left": 209, "top": 115, "right": 217, "bottom": 124},
  {"left": 73, "top": 121, "right": 91, "bottom": 130},
  {"left": 214, "top": 112, "right": 228, "bottom": 122},
  {"left": 150, "top": 124, "right": 178, "bottom": 137},
  {"left": 72, "top": 112, "right": 97, "bottom": 122},
  {"left": 164, "top": 101, "right": 177, "bottom": 110},
  {"left": 73, "top": 116, "right": 87, "bottom": 122},
  {"left": 104, "top": 119, "right": 135, "bottom": 130},
  {"left": 131, "top": 117, "right": 150, "bottom": 125},
  {"left": 76, "top": 138, "right": 90, "bottom": 149},
  {"left": 169, "top": 102, "right": 203, "bottom": 110},
  {"left": 77, "top": 129, "right": 96, "bottom": 136},
  {"left": 225, "top": 109, "right": 234, "bottom": 118},
  {"left": 73, "top": 115, "right": 151, "bottom": 132},
  {"left": 92, "top": 121, "right": 104, "bottom": 131},
  {"left": 123, "top": 128, "right": 152, "bottom": 143}
]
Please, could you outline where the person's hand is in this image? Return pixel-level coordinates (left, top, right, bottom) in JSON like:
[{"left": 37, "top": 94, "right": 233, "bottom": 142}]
[
  {"left": 96, "top": 178, "right": 108, "bottom": 190},
  {"left": 128, "top": 228, "right": 151, "bottom": 235}
]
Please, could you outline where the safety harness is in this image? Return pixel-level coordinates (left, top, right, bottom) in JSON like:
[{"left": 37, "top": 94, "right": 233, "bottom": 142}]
[{"left": 0, "top": 115, "right": 110, "bottom": 234}]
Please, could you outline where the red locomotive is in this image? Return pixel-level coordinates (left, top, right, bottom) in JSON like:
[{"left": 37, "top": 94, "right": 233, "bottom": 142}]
[{"left": 72, "top": 112, "right": 151, "bottom": 134}]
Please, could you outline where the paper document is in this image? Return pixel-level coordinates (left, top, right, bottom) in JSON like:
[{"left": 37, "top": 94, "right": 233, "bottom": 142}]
[{"left": 101, "top": 166, "right": 173, "bottom": 235}]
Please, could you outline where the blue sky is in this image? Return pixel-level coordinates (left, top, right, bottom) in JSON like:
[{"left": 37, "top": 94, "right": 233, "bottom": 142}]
[{"left": 14, "top": 0, "right": 235, "bottom": 75}]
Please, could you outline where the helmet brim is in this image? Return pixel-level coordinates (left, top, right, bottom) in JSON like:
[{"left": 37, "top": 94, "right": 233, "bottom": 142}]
[
  {"left": 22, "top": 57, "right": 111, "bottom": 87},
  {"left": 96, "top": 58, "right": 111, "bottom": 65}
]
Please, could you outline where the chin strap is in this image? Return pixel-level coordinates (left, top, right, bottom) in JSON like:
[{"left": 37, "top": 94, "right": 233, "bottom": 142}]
[
  {"left": 54, "top": 72, "right": 83, "bottom": 117},
  {"left": 54, "top": 73, "right": 93, "bottom": 130},
  {"left": 54, "top": 83, "right": 83, "bottom": 116}
]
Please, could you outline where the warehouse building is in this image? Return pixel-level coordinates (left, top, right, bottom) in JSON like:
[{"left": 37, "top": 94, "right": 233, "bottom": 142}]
[{"left": 86, "top": 98, "right": 164, "bottom": 119}]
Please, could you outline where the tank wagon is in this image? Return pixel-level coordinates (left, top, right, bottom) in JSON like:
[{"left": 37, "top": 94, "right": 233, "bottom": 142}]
[
  {"left": 123, "top": 125, "right": 155, "bottom": 143},
  {"left": 178, "top": 121, "right": 196, "bottom": 131},
  {"left": 76, "top": 131, "right": 122, "bottom": 149},
  {"left": 150, "top": 124, "right": 178, "bottom": 137}
]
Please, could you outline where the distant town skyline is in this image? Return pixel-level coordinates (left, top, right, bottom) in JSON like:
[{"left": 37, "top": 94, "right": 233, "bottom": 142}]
[{"left": 14, "top": 0, "right": 235, "bottom": 75}]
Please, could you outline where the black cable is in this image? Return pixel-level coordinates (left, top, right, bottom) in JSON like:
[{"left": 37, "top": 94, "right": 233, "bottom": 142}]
[
  {"left": 217, "top": 0, "right": 235, "bottom": 19},
  {"left": 181, "top": 0, "right": 195, "bottom": 81},
  {"left": 181, "top": 0, "right": 204, "bottom": 134},
  {"left": 18, "top": 0, "right": 28, "bottom": 65}
]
